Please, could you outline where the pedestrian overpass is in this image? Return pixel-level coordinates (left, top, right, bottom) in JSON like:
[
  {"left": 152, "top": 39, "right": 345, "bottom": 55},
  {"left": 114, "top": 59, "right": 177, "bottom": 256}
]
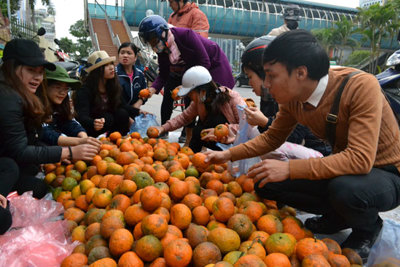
[
  {"left": 87, "top": 0, "right": 359, "bottom": 39},
  {"left": 123, "top": 0, "right": 358, "bottom": 39},
  {"left": 84, "top": 0, "right": 397, "bottom": 71}
]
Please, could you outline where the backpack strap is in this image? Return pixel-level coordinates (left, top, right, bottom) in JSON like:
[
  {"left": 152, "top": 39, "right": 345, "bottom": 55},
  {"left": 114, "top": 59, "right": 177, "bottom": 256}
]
[{"left": 326, "top": 71, "right": 361, "bottom": 148}]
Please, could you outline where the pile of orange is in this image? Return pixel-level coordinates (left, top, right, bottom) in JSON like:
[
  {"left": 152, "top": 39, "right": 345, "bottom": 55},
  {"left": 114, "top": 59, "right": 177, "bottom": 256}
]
[{"left": 49, "top": 131, "right": 363, "bottom": 267}]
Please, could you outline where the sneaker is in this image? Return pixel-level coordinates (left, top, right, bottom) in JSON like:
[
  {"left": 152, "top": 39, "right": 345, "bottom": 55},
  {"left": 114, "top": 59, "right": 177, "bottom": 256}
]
[
  {"left": 305, "top": 215, "right": 349, "bottom": 234},
  {"left": 341, "top": 218, "right": 383, "bottom": 263},
  {"left": 159, "top": 132, "right": 169, "bottom": 140}
]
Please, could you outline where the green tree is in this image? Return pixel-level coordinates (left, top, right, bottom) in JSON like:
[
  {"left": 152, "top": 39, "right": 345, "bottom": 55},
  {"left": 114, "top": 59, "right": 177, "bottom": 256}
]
[
  {"left": 58, "top": 37, "right": 74, "bottom": 54},
  {"left": 332, "top": 16, "right": 359, "bottom": 65},
  {"left": 356, "top": 2, "right": 397, "bottom": 73},
  {"left": 1, "top": 0, "right": 20, "bottom": 18},
  {"left": 69, "top": 19, "right": 92, "bottom": 58},
  {"left": 312, "top": 28, "right": 335, "bottom": 56}
]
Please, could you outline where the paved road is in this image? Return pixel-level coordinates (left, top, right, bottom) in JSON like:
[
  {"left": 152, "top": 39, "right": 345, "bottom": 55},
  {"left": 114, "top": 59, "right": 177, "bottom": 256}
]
[{"left": 142, "top": 84, "right": 400, "bottom": 224}]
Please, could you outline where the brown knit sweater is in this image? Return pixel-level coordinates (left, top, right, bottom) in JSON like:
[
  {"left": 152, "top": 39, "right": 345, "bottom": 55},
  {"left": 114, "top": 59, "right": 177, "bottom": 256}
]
[{"left": 229, "top": 67, "right": 400, "bottom": 180}]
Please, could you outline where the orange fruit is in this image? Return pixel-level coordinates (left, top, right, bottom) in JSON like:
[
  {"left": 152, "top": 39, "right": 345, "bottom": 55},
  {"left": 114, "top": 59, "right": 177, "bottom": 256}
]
[
  {"left": 164, "top": 239, "right": 192, "bottom": 267},
  {"left": 141, "top": 214, "right": 168, "bottom": 239},
  {"left": 124, "top": 204, "right": 150, "bottom": 226},
  {"left": 109, "top": 228, "right": 134, "bottom": 257},
  {"left": 265, "top": 232, "right": 297, "bottom": 257},
  {"left": 302, "top": 254, "right": 330, "bottom": 267},
  {"left": 192, "top": 206, "right": 210, "bottom": 226},
  {"left": 61, "top": 253, "right": 88, "bottom": 267},
  {"left": 239, "top": 240, "right": 266, "bottom": 260},
  {"left": 140, "top": 185, "right": 162, "bottom": 212},
  {"left": 170, "top": 203, "right": 192, "bottom": 230},
  {"left": 92, "top": 188, "right": 112, "bottom": 208},
  {"left": 295, "top": 237, "right": 329, "bottom": 261},
  {"left": 257, "top": 214, "right": 283, "bottom": 235},
  {"left": 108, "top": 194, "right": 130, "bottom": 213},
  {"left": 248, "top": 231, "right": 270, "bottom": 246},
  {"left": 147, "top": 127, "right": 159, "bottom": 138},
  {"left": 192, "top": 242, "right": 221, "bottom": 267},
  {"left": 118, "top": 251, "right": 144, "bottom": 267},
  {"left": 139, "top": 88, "right": 150, "bottom": 99},
  {"left": 214, "top": 124, "right": 229, "bottom": 141},
  {"left": 227, "top": 213, "right": 254, "bottom": 240},
  {"left": 327, "top": 252, "right": 351, "bottom": 267},
  {"left": 134, "top": 235, "right": 163, "bottom": 262},
  {"left": 264, "top": 252, "right": 291, "bottom": 267},
  {"left": 233, "top": 254, "right": 266, "bottom": 267},
  {"left": 109, "top": 132, "right": 122, "bottom": 142},
  {"left": 171, "top": 87, "right": 181, "bottom": 100},
  {"left": 192, "top": 152, "right": 209, "bottom": 172},
  {"left": 212, "top": 197, "right": 235, "bottom": 223},
  {"left": 100, "top": 216, "right": 125, "bottom": 239},
  {"left": 208, "top": 227, "right": 241, "bottom": 254}
]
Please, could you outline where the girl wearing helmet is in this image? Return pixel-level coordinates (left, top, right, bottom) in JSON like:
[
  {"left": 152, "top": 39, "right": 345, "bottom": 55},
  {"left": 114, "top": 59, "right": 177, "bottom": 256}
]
[
  {"left": 154, "top": 66, "right": 244, "bottom": 152},
  {"left": 138, "top": 15, "right": 234, "bottom": 142},
  {"left": 241, "top": 36, "right": 331, "bottom": 156}
]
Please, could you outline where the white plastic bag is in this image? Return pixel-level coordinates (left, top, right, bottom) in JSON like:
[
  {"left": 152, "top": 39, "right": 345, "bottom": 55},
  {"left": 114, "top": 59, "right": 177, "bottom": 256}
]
[
  {"left": 229, "top": 105, "right": 261, "bottom": 177},
  {"left": 129, "top": 114, "right": 159, "bottom": 137},
  {"left": 366, "top": 219, "right": 400, "bottom": 266}
]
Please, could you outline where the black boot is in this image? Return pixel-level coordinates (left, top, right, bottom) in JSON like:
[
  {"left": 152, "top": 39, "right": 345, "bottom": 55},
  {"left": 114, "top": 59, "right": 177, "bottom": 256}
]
[
  {"left": 305, "top": 215, "right": 349, "bottom": 234},
  {"left": 341, "top": 218, "right": 383, "bottom": 263}
]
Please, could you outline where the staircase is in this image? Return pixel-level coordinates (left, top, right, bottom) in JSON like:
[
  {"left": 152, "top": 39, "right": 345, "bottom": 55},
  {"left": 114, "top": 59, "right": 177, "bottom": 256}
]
[
  {"left": 90, "top": 18, "right": 118, "bottom": 58},
  {"left": 110, "top": 20, "right": 130, "bottom": 45}
]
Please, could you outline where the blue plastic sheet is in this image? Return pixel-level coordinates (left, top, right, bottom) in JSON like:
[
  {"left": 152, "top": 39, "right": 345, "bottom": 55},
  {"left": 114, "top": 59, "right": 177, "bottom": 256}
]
[
  {"left": 367, "top": 219, "right": 400, "bottom": 265},
  {"left": 229, "top": 105, "right": 261, "bottom": 177},
  {"left": 129, "top": 114, "right": 159, "bottom": 138}
]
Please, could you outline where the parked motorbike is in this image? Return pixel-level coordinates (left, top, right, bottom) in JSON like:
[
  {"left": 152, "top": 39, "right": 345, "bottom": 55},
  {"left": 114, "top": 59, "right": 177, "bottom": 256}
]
[
  {"left": 48, "top": 39, "right": 81, "bottom": 80},
  {"left": 376, "top": 49, "right": 400, "bottom": 122}
]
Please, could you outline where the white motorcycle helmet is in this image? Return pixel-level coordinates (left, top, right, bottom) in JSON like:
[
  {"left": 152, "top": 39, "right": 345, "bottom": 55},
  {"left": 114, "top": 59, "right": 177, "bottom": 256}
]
[{"left": 178, "top": 66, "right": 212, "bottom": 97}]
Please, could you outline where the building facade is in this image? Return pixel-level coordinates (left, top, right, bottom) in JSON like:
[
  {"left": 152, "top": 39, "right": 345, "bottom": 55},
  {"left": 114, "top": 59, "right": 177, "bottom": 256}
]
[{"left": 359, "top": 0, "right": 385, "bottom": 8}]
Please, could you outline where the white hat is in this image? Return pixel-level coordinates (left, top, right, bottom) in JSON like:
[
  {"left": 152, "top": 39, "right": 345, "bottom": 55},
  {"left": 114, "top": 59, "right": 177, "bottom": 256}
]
[{"left": 178, "top": 66, "right": 212, "bottom": 97}]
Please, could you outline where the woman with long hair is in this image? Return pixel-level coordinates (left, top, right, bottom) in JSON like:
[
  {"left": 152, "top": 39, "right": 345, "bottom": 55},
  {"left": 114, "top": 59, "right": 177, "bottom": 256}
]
[
  {"left": 0, "top": 39, "right": 99, "bottom": 199},
  {"left": 74, "top": 51, "right": 140, "bottom": 137},
  {"left": 37, "top": 65, "right": 101, "bottom": 147},
  {"left": 156, "top": 66, "right": 244, "bottom": 152}
]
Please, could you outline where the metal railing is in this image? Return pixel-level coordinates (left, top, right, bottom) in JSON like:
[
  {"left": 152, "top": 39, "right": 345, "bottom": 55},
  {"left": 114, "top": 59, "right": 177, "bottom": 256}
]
[{"left": 10, "top": 18, "right": 37, "bottom": 40}]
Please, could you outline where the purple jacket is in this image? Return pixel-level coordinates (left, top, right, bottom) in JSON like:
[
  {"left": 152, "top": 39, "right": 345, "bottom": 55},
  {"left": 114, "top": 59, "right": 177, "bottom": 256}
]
[{"left": 152, "top": 27, "right": 235, "bottom": 92}]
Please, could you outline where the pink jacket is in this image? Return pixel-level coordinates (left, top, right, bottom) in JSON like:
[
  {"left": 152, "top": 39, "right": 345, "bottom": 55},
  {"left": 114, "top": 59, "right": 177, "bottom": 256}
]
[
  {"left": 168, "top": 3, "right": 210, "bottom": 38},
  {"left": 162, "top": 87, "right": 245, "bottom": 134}
]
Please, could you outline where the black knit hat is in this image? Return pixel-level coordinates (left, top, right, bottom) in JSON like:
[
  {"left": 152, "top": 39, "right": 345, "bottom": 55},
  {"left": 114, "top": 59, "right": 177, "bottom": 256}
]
[{"left": 2, "top": 39, "right": 56, "bottom": 70}]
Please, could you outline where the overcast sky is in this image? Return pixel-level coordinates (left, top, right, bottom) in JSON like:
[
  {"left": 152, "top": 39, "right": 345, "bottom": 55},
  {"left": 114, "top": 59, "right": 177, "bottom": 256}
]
[{"left": 45, "top": 0, "right": 360, "bottom": 40}]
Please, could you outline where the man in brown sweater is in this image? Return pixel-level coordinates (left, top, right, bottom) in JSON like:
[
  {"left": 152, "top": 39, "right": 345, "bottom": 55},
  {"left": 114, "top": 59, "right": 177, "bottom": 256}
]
[{"left": 205, "top": 30, "right": 400, "bottom": 261}]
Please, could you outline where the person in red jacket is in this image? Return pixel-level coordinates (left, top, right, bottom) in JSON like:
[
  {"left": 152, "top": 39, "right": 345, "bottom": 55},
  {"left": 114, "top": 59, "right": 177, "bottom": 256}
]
[{"left": 165, "top": 0, "right": 209, "bottom": 38}]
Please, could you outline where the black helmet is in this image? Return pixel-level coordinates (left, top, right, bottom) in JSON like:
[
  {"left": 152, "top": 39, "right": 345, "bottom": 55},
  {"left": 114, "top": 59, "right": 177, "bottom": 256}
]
[
  {"left": 241, "top": 36, "right": 275, "bottom": 79},
  {"left": 283, "top": 4, "right": 300, "bottom": 21}
]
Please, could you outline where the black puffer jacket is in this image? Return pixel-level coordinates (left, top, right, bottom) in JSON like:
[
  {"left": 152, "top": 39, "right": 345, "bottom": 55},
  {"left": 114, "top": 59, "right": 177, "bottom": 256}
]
[{"left": 0, "top": 72, "right": 61, "bottom": 173}]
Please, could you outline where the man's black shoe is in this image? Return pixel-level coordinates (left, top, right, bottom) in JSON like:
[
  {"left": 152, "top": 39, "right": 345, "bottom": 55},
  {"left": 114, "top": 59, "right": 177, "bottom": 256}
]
[
  {"left": 341, "top": 219, "right": 383, "bottom": 263},
  {"left": 305, "top": 215, "right": 349, "bottom": 234}
]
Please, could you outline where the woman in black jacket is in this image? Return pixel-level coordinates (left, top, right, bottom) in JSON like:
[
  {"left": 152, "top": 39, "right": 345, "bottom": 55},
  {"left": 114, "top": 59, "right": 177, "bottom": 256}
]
[
  {"left": 0, "top": 39, "right": 100, "bottom": 199},
  {"left": 75, "top": 51, "right": 140, "bottom": 137}
]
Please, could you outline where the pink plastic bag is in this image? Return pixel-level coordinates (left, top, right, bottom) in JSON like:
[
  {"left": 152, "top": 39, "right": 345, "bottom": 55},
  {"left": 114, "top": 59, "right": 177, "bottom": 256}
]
[
  {"left": 0, "top": 220, "right": 79, "bottom": 267},
  {"left": 9, "top": 191, "right": 64, "bottom": 228},
  {"left": 0, "top": 191, "right": 78, "bottom": 267}
]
